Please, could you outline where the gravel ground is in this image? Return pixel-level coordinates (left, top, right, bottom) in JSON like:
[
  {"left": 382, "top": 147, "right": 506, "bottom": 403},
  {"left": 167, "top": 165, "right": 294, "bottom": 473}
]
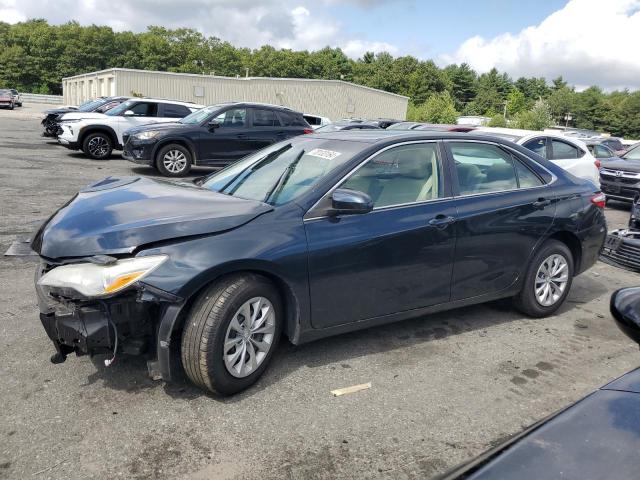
[{"left": 1, "top": 104, "right": 639, "bottom": 480}]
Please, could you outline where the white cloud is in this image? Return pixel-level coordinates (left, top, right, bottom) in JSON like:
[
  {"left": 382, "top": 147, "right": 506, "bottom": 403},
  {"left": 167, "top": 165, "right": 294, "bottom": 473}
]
[
  {"left": 0, "top": 0, "right": 398, "bottom": 58},
  {"left": 442, "top": 0, "right": 640, "bottom": 90}
]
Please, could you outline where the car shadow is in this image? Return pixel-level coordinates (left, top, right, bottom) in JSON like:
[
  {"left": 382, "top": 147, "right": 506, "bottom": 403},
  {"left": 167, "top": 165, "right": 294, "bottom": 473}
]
[{"left": 83, "top": 272, "right": 609, "bottom": 402}]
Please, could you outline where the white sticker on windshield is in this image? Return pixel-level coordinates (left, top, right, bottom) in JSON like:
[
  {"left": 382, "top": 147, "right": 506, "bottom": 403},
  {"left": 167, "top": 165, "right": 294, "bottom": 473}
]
[{"left": 307, "top": 148, "right": 342, "bottom": 160}]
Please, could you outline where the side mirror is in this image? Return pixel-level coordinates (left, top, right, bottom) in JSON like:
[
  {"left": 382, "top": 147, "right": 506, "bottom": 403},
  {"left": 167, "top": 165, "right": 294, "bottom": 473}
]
[
  {"left": 207, "top": 120, "right": 221, "bottom": 131},
  {"left": 329, "top": 188, "right": 373, "bottom": 216},
  {"left": 123, "top": 110, "right": 135, "bottom": 117},
  {"left": 611, "top": 287, "right": 640, "bottom": 344}
]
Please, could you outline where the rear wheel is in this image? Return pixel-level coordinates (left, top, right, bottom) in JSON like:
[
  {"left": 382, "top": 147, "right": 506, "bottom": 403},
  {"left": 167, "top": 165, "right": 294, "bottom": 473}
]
[
  {"left": 181, "top": 274, "right": 282, "bottom": 396},
  {"left": 156, "top": 144, "right": 192, "bottom": 177},
  {"left": 513, "top": 240, "right": 574, "bottom": 317},
  {"left": 82, "top": 132, "right": 113, "bottom": 159}
]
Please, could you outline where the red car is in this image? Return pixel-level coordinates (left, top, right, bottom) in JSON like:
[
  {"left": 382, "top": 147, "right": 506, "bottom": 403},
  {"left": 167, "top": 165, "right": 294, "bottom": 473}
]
[{"left": 0, "top": 89, "right": 15, "bottom": 110}]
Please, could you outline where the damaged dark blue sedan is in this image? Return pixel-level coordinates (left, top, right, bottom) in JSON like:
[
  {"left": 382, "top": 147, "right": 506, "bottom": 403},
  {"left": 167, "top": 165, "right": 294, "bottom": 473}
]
[{"left": 32, "top": 132, "right": 606, "bottom": 395}]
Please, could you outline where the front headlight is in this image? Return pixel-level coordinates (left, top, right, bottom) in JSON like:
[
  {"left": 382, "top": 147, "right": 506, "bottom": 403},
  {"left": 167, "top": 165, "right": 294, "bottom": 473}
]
[
  {"left": 134, "top": 130, "right": 160, "bottom": 140},
  {"left": 38, "top": 255, "right": 168, "bottom": 298}
]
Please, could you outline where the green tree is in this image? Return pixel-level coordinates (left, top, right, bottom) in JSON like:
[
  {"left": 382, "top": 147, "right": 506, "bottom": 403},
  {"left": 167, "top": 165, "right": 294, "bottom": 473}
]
[
  {"left": 409, "top": 91, "right": 458, "bottom": 123},
  {"left": 506, "top": 88, "right": 526, "bottom": 115},
  {"left": 513, "top": 99, "right": 553, "bottom": 130},
  {"left": 444, "top": 63, "right": 477, "bottom": 111}
]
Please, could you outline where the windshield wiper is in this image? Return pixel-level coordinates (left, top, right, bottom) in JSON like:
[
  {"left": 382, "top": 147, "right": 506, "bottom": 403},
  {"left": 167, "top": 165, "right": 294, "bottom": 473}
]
[{"left": 264, "top": 150, "right": 304, "bottom": 204}]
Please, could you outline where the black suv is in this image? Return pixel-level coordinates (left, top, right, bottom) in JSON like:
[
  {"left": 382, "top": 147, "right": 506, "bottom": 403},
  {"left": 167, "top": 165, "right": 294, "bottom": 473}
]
[
  {"left": 41, "top": 96, "right": 129, "bottom": 137},
  {"left": 123, "top": 102, "right": 313, "bottom": 176}
]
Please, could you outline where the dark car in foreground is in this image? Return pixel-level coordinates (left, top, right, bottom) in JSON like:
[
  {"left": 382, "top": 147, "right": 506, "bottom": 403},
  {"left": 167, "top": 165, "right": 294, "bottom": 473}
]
[
  {"left": 440, "top": 287, "right": 640, "bottom": 480},
  {"left": 41, "top": 96, "right": 129, "bottom": 137},
  {"left": 0, "top": 89, "right": 15, "bottom": 109},
  {"left": 122, "top": 102, "right": 312, "bottom": 176},
  {"left": 32, "top": 131, "right": 606, "bottom": 395},
  {"left": 599, "top": 142, "right": 640, "bottom": 202}
]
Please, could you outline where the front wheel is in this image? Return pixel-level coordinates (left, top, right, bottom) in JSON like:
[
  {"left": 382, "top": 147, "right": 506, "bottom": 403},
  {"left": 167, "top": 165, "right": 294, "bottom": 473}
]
[
  {"left": 82, "top": 132, "right": 113, "bottom": 159},
  {"left": 181, "top": 274, "right": 282, "bottom": 396},
  {"left": 156, "top": 144, "right": 192, "bottom": 177},
  {"left": 513, "top": 240, "right": 574, "bottom": 317}
]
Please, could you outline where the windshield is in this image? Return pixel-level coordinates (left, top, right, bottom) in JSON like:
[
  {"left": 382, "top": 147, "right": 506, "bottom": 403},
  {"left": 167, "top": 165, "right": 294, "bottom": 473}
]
[
  {"left": 201, "top": 139, "right": 361, "bottom": 206},
  {"left": 482, "top": 132, "right": 522, "bottom": 142},
  {"left": 622, "top": 144, "right": 640, "bottom": 160},
  {"left": 179, "top": 105, "right": 224, "bottom": 124},
  {"left": 78, "top": 98, "right": 108, "bottom": 112},
  {"left": 0, "top": 89, "right": 10, "bottom": 95}
]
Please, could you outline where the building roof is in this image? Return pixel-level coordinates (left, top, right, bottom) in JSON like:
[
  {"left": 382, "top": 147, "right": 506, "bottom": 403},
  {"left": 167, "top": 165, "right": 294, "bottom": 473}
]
[{"left": 61, "top": 68, "right": 409, "bottom": 100}]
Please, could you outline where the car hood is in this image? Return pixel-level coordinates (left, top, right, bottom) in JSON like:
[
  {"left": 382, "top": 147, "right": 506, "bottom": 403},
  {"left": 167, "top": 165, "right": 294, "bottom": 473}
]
[
  {"left": 32, "top": 176, "right": 273, "bottom": 259},
  {"left": 602, "top": 159, "right": 640, "bottom": 173},
  {"left": 60, "top": 112, "right": 108, "bottom": 121},
  {"left": 44, "top": 107, "right": 78, "bottom": 115},
  {"left": 125, "top": 122, "right": 187, "bottom": 135}
]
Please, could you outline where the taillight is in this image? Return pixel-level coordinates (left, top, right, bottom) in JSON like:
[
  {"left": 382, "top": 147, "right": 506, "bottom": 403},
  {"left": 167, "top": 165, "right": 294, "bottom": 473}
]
[
  {"left": 303, "top": 128, "right": 314, "bottom": 134},
  {"left": 591, "top": 192, "right": 606, "bottom": 208},
  {"left": 594, "top": 159, "right": 601, "bottom": 169}
]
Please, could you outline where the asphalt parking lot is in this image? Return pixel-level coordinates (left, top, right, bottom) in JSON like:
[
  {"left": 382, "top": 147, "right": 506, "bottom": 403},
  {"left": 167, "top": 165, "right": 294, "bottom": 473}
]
[{"left": 1, "top": 104, "right": 640, "bottom": 480}]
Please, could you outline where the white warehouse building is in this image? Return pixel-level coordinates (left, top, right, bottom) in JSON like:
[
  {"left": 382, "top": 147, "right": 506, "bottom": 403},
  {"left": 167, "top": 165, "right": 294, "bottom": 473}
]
[{"left": 62, "top": 68, "right": 409, "bottom": 120}]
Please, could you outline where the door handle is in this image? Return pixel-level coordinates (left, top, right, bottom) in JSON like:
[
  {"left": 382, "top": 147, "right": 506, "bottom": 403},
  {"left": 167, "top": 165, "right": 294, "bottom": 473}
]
[
  {"left": 532, "top": 198, "right": 551, "bottom": 209},
  {"left": 428, "top": 215, "right": 456, "bottom": 228},
  {"left": 236, "top": 134, "right": 248, "bottom": 139}
]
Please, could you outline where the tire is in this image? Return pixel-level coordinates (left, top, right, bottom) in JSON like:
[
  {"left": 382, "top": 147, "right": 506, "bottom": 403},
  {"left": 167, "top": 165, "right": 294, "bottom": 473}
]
[
  {"left": 82, "top": 132, "right": 113, "bottom": 159},
  {"left": 9, "top": 102, "right": 14, "bottom": 110},
  {"left": 156, "top": 144, "right": 192, "bottom": 177},
  {"left": 181, "top": 274, "right": 282, "bottom": 396},
  {"left": 513, "top": 239, "right": 574, "bottom": 317}
]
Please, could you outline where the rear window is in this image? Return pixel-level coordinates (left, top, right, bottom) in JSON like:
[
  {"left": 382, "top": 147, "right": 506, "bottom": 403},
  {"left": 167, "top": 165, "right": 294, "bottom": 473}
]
[
  {"left": 162, "top": 104, "right": 191, "bottom": 118},
  {"left": 303, "top": 115, "right": 321, "bottom": 126},
  {"left": 550, "top": 139, "right": 580, "bottom": 159},
  {"left": 278, "top": 111, "right": 307, "bottom": 127}
]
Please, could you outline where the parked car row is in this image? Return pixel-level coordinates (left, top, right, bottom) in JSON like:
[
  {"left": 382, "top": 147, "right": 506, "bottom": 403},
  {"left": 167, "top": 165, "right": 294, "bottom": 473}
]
[
  {"left": 41, "top": 96, "right": 130, "bottom": 137},
  {"left": 0, "top": 88, "right": 21, "bottom": 109}
]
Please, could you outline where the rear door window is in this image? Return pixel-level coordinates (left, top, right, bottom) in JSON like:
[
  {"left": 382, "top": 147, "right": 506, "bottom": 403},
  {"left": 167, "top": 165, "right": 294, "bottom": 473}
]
[
  {"left": 252, "top": 109, "right": 281, "bottom": 127},
  {"left": 449, "top": 142, "right": 519, "bottom": 195},
  {"left": 523, "top": 137, "right": 547, "bottom": 158},
  {"left": 550, "top": 139, "right": 580, "bottom": 159},
  {"left": 161, "top": 103, "right": 192, "bottom": 118}
]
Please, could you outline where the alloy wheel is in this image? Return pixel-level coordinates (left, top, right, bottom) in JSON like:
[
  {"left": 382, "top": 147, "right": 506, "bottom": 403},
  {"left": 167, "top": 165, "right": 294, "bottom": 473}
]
[
  {"left": 88, "top": 136, "right": 109, "bottom": 157},
  {"left": 534, "top": 254, "right": 569, "bottom": 307},
  {"left": 162, "top": 150, "right": 187, "bottom": 174},
  {"left": 223, "top": 297, "right": 276, "bottom": 378}
]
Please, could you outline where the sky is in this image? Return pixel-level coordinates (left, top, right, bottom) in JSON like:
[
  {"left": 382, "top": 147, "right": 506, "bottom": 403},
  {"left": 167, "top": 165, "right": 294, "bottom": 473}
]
[{"left": 1, "top": 0, "right": 640, "bottom": 90}]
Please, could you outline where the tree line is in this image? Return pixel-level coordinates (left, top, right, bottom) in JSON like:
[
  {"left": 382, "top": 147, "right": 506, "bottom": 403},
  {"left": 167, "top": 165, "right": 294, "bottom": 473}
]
[{"left": 2, "top": 19, "right": 640, "bottom": 138}]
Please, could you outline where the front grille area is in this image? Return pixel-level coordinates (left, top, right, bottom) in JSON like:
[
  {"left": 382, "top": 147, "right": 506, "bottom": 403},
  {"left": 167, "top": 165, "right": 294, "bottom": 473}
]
[{"left": 601, "top": 237, "right": 640, "bottom": 272}]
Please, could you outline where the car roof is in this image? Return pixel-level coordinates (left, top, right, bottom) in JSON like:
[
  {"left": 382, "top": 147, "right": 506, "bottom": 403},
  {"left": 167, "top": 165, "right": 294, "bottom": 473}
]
[
  {"left": 206, "top": 101, "right": 299, "bottom": 112},
  {"left": 136, "top": 98, "right": 205, "bottom": 108},
  {"left": 309, "top": 130, "right": 515, "bottom": 145}
]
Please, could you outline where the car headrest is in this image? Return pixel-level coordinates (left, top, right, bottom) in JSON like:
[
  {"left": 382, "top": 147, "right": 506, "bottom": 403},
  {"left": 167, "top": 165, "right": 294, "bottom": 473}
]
[{"left": 486, "top": 163, "right": 514, "bottom": 182}]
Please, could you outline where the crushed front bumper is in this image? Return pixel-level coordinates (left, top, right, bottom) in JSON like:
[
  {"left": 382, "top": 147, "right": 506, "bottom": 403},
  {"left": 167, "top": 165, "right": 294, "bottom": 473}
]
[
  {"left": 600, "top": 229, "right": 640, "bottom": 273},
  {"left": 35, "top": 262, "right": 158, "bottom": 362}
]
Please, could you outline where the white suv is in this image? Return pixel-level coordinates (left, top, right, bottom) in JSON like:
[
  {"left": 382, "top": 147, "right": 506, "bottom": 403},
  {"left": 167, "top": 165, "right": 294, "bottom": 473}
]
[
  {"left": 57, "top": 98, "right": 204, "bottom": 159},
  {"left": 478, "top": 127, "right": 600, "bottom": 186}
]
